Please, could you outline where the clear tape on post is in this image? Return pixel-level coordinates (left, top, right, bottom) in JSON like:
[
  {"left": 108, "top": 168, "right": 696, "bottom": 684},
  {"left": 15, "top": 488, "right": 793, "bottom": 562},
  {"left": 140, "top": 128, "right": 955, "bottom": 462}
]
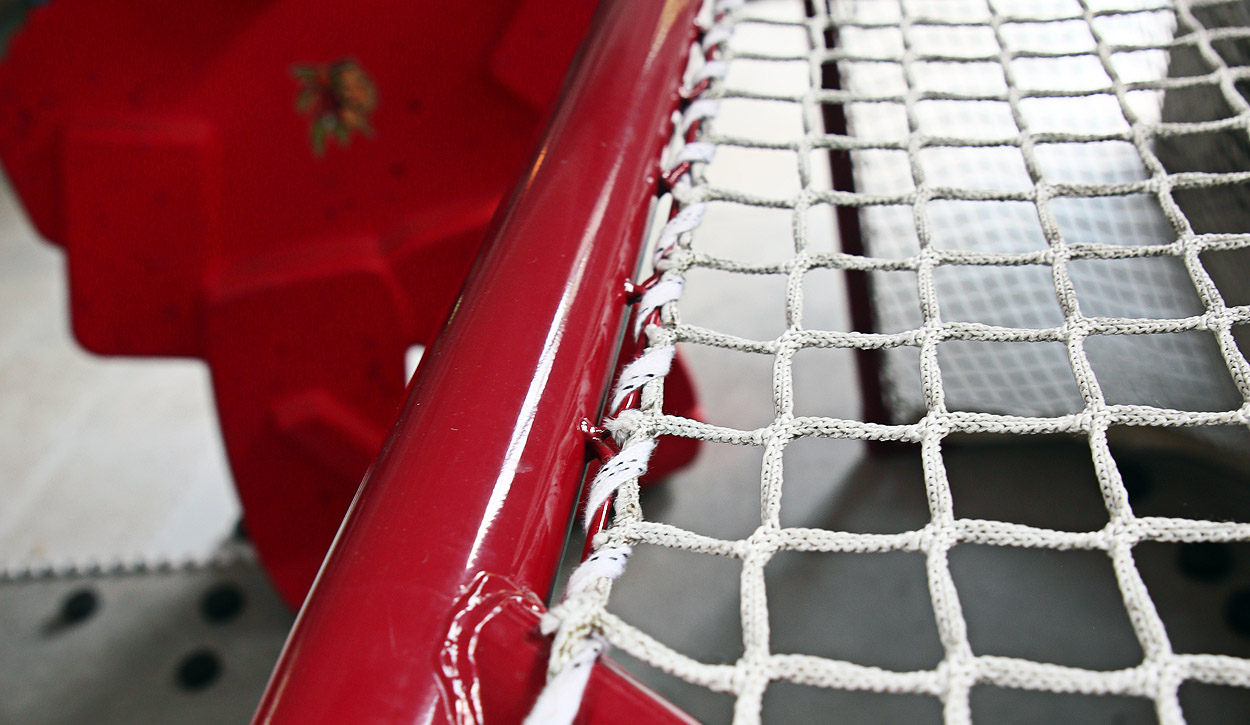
[
  {"left": 521, "top": 638, "right": 604, "bottom": 725},
  {"left": 682, "top": 99, "right": 721, "bottom": 132},
  {"left": 610, "top": 345, "right": 676, "bottom": 411},
  {"left": 697, "top": 59, "right": 729, "bottom": 82},
  {"left": 527, "top": 3, "right": 719, "bottom": 721},
  {"left": 564, "top": 546, "right": 633, "bottom": 598},
  {"left": 654, "top": 202, "right": 706, "bottom": 264},
  {"left": 584, "top": 440, "right": 656, "bottom": 530},
  {"left": 635, "top": 277, "right": 685, "bottom": 336},
  {"left": 676, "top": 141, "right": 717, "bottom": 165},
  {"left": 702, "top": 21, "right": 734, "bottom": 50}
]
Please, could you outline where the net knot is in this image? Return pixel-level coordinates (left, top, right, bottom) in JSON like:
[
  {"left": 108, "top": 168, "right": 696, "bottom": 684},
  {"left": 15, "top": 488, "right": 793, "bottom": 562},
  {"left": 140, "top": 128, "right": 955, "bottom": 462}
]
[{"left": 604, "top": 408, "right": 647, "bottom": 442}]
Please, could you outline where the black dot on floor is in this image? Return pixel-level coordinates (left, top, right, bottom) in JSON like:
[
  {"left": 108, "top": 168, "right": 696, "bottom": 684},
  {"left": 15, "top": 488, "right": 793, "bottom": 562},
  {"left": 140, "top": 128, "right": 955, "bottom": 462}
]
[
  {"left": 200, "top": 582, "right": 246, "bottom": 624},
  {"left": 1178, "top": 542, "right": 1234, "bottom": 582},
  {"left": 1226, "top": 588, "right": 1250, "bottom": 638},
  {"left": 175, "top": 649, "right": 221, "bottom": 691},
  {"left": 60, "top": 588, "right": 98, "bottom": 625}
]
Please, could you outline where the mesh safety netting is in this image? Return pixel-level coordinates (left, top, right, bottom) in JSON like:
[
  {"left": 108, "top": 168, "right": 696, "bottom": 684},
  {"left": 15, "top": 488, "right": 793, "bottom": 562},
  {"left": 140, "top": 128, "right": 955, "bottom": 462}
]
[{"left": 534, "top": 1, "right": 1250, "bottom": 723}]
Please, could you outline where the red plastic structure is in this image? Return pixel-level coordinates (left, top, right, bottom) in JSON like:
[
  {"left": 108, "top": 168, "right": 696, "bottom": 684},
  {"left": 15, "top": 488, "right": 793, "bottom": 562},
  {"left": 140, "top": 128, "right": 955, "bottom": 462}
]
[
  {"left": 0, "top": 0, "right": 600, "bottom": 605},
  {"left": 254, "top": 0, "right": 704, "bottom": 720}
]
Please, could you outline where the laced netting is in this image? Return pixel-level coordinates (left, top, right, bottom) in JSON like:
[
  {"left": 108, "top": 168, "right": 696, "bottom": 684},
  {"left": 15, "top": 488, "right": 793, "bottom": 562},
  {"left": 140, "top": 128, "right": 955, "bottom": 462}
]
[{"left": 536, "top": 0, "right": 1250, "bottom": 722}]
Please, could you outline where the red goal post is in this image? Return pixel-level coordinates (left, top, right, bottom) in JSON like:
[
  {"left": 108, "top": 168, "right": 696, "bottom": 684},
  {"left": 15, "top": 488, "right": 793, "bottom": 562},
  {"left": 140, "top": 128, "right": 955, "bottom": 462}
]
[
  {"left": 255, "top": 0, "right": 1250, "bottom": 720},
  {"left": 252, "top": 0, "right": 706, "bottom": 722}
]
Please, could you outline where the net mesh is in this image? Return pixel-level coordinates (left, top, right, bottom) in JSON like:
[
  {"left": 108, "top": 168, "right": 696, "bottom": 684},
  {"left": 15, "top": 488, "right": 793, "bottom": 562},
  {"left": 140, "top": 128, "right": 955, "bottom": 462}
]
[{"left": 542, "top": 0, "right": 1250, "bottom": 722}]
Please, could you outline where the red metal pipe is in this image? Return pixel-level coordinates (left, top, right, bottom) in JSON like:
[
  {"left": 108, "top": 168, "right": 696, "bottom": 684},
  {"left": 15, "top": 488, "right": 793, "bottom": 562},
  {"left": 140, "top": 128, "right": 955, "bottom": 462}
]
[
  {"left": 806, "top": 2, "right": 897, "bottom": 451},
  {"left": 253, "top": 0, "right": 701, "bottom": 721}
]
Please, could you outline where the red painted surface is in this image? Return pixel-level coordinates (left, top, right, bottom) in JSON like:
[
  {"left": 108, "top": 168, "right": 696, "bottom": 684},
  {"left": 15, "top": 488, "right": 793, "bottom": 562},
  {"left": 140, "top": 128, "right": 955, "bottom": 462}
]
[
  {"left": 434, "top": 572, "right": 697, "bottom": 725},
  {"left": 435, "top": 572, "right": 700, "bottom": 725},
  {"left": 805, "top": 3, "right": 897, "bottom": 452},
  {"left": 0, "top": 0, "right": 597, "bottom": 604},
  {"left": 253, "top": 0, "right": 702, "bottom": 720}
]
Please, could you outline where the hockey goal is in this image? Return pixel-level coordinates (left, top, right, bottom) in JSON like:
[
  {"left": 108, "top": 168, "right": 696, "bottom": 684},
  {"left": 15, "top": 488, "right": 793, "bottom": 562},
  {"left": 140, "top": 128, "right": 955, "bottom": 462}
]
[{"left": 256, "top": 0, "right": 1250, "bottom": 723}]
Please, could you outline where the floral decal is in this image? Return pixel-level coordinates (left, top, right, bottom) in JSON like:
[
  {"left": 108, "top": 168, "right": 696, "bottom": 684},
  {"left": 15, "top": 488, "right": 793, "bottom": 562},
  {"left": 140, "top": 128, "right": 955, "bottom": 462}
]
[{"left": 292, "top": 58, "right": 377, "bottom": 156}]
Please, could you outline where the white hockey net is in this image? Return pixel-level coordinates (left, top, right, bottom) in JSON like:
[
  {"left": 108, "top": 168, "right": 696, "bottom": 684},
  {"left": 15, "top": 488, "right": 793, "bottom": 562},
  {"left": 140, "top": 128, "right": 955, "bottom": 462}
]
[{"left": 536, "top": 0, "right": 1250, "bottom": 723}]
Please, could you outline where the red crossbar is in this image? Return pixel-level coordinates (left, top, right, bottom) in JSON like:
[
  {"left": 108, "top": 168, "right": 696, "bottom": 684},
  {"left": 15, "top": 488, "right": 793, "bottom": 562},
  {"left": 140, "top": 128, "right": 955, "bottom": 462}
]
[{"left": 252, "top": 0, "right": 702, "bottom": 721}]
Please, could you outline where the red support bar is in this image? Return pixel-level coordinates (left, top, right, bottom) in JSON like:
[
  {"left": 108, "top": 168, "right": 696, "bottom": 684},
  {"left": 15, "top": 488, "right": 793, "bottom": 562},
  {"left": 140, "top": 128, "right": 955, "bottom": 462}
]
[{"left": 253, "top": 0, "right": 701, "bottom": 721}]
